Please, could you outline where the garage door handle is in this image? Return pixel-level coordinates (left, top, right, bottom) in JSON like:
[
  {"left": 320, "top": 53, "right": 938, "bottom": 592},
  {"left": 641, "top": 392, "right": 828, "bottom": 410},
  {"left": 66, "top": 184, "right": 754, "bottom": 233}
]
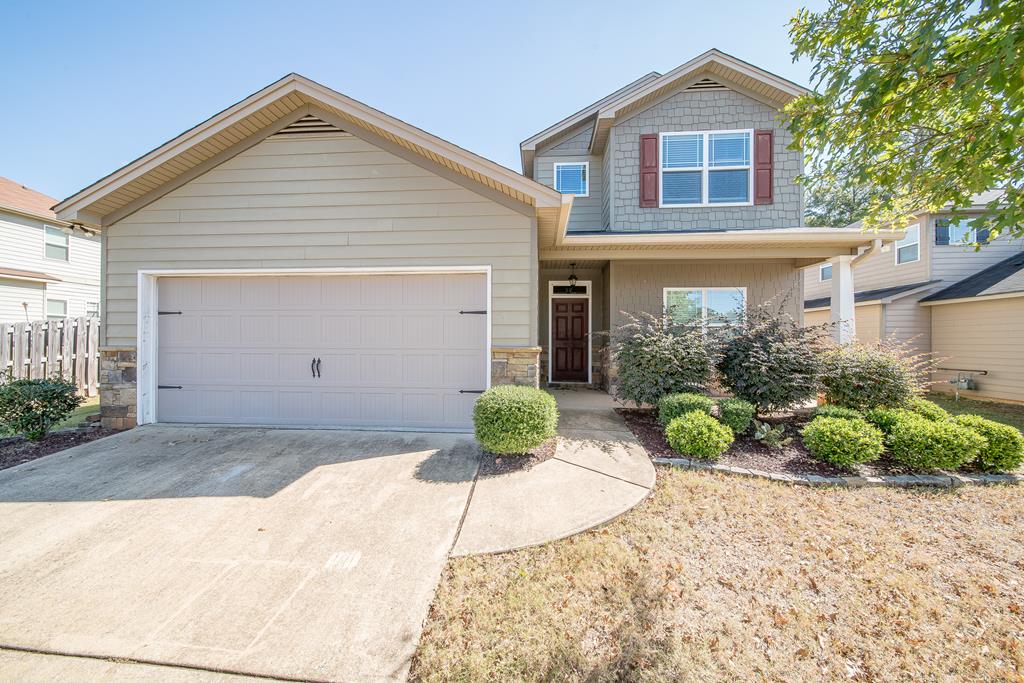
[
  {"left": 315, "top": 358, "right": 321, "bottom": 377},
  {"left": 311, "top": 358, "right": 317, "bottom": 378}
]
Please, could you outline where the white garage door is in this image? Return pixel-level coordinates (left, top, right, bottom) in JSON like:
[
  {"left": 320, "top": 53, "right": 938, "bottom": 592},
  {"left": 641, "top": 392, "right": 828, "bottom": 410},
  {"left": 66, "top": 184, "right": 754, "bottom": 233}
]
[{"left": 156, "top": 273, "right": 487, "bottom": 430}]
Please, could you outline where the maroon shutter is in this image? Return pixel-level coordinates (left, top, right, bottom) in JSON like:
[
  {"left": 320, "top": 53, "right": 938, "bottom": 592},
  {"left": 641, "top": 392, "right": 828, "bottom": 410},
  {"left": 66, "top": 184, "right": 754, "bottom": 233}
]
[
  {"left": 639, "top": 134, "right": 659, "bottom": 207},
  {"left": 753, "top": 129, "right": 773, "bottom": 205}
]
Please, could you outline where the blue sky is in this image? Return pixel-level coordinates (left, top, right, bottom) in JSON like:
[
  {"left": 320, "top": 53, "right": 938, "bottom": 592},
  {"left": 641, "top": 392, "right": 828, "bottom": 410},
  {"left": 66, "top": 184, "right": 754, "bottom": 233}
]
[{"left": 0, "top": 0, "right": 824, "bottom": 201}]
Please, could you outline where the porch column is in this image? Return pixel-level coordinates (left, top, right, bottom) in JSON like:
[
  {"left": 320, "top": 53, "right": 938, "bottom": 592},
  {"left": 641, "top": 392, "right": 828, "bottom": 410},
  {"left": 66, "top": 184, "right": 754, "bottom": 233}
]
[{"left": 830, "top": 255, "right": 856, "bottom": 344}]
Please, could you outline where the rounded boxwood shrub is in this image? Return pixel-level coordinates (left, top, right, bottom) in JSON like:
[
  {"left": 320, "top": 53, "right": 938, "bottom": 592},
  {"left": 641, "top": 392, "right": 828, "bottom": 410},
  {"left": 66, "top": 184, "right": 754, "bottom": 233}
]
[
  {"left": 905, "top": 396, "right": 950, "bottom": 421},
  {"left": 473, "top": 386, "right": 558, "bottom": 455},
  {"left": 952, "top": 415, "right": 1024, "bottom": 472},
  {"left": 658, "top": 392, "right": 714, "bottom": 425},
  {"left": 665, "top": 411, "right": 734, "bottom": 461},
  {"left": 717, "top": 398, "right": 755, "bottom": 434},
  {"left": 819, "top": 342, "right": 929, "bottom": 410},
  {"left": 801, "top": 416, "right": 884, "bottom": 469},
  {"left": 0, "top": 376, "right": 83, "bottom": 441},
  {"left": 864, "top": 407, "right": 920, "bottom": 435},
  {"left": 811, "top": 404, "right": 863, "bottom": 421},
  {"left": 887, "top": 418, "right": 988, "bottom": 471}
]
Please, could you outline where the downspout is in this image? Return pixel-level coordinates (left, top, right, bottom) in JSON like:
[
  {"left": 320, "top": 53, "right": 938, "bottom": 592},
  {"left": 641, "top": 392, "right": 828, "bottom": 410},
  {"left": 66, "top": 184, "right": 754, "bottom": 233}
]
[{"left": 852, "top": 238, "right": 883, "bottom": 267}]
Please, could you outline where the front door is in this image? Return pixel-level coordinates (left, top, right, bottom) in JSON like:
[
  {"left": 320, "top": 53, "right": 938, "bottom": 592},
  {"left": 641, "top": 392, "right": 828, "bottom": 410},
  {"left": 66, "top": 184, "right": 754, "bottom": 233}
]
[{"left": 551, "top": 298, "right": 589, "bottom": 382}]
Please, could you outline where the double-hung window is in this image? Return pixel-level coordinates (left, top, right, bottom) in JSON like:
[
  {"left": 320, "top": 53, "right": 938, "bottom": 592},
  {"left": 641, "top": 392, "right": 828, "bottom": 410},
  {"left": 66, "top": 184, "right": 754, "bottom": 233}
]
[
  {"left": 44, "top": 226, "right": 69, "bottom": 261},
  {"left": 895, "top": 224, "right": 921, "bottom": 265},
  {"left": 553, "top": 162, "right": 588, "bottom": 197},
  {"left": 660, "top": 130, "right": 752, "bottom": 206},
  {"left": 664, "top": 287, "right": 746, "bottom": 327}
]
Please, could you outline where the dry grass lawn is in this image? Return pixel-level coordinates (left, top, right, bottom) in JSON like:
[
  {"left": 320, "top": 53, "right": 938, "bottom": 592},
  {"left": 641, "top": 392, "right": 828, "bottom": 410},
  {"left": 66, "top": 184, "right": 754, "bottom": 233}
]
[{"left": 412, "top": 468, "right": 1024, "bottom": 682}]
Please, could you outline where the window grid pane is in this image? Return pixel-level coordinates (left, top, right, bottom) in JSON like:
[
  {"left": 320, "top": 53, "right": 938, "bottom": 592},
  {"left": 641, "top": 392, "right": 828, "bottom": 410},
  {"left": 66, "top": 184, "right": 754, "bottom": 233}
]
[
  {"left": 820, "top": 264, "right": 833, "bottom": 281},
  {"left": 706, "top": 289, "right": 746, "bottom": 326},
  {"left": 949, "top": 219, "right": 975, "bottom": 244},
  {"left": 662, "top": 134, "right": 702, "bottom": 169},
  {"left": 662, "top": 171, "right": 702, "bottom": 205},
  {"left": 45, "top": 244, "right": 69, "bottom": 260},
  {"left": 666, "top": 289, "right": 702, "bottom": 325},
  {"left": 709, "top": 133, "right": 750, "bottom": 167},
  {"left": 554, "top": 163, "right": 587, "bottom": 195},
  {"left": 708, "top": 169, "right": 749, "bottom": 203}
]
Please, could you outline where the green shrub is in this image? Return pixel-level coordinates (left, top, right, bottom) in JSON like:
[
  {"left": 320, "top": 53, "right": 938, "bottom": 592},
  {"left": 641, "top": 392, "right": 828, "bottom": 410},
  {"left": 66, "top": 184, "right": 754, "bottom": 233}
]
[
  {"left": 801, "top": 417, "right": 885, "bottom": 469},
  {"left": 811, "top": 404, "right": 863, "bottom": 420},
  {"left": 753, "top": 419, "right": 792, "bottom": 449},
  {"left": 888, "top": 418, "right": 988, "bottom": 471},
  {"left": 611, "top": 312, "right": 717, "bottom": 407},
  {"left": 864, "top": 407, "right": 920, "bottom": 435},
  {"left": 819, "top": 341, "right": 933, "bottom": 410},
  {"left": 906, "top": 396, "right": 950, "bottom": 421},
  {"left": 0, "top": 376, "right": 84, "bottom": 441},
  {"left": 658, "top": 392, "right": 714, "bottom": 425},
  {"left": 665, "top": 412, "right": 734, "bottom": 460},
  {"left": 952, "top": 415, "right": 1024, "bottom": 472},
  {"left": 717, "top": 398, "right": 755, "bottom": 434},
  {"left": 716, "top": 303, "right": 827, "bottom": 413},
  {"left": 473, "top": 386, "right": 558, "bottom": 454}
]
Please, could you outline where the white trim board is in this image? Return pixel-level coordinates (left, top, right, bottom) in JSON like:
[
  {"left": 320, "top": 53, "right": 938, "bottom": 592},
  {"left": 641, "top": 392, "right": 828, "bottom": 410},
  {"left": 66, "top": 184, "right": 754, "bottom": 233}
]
[
  {"left": 136, "top": 265, "right": 493, "bottom": 430},
  {"left": 547, "top": 280, "right": 592, "bottom": 384}
]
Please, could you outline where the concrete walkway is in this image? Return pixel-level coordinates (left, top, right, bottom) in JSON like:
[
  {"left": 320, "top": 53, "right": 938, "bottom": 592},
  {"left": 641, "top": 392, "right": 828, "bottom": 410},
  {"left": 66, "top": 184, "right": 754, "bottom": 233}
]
[{"left": 452, "top": 388, "right": 655, "bottom": 556}]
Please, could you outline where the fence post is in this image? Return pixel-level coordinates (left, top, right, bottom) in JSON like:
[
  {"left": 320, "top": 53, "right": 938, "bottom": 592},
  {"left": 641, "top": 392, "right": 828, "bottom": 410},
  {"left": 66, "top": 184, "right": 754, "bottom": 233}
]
[
  {"left": 0, "top": 323, "right": 10, "bottom": 379},
  {"left": 30, "top": 321, "right": 44, "bottom": 379},
  {"left": 12, "top": 322, "right": 26, "bottom": 379}
]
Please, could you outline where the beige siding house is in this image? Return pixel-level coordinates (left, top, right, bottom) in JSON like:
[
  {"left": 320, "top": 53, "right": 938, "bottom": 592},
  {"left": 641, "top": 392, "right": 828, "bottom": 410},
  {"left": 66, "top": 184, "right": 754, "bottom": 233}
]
[
  {"left": 0, "top": 177, "right": 100, "bottom": 322},
  {"left": 57, "top": 53, "right": 898, "bottom": 431},
  {"left": 803, "top": 195, "right": 1024, "bottom": 402}
]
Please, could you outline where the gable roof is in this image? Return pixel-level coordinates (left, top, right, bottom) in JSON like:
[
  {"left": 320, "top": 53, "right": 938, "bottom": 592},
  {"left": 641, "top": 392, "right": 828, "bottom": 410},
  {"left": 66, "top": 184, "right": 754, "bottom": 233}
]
[
  {"left": 55, "top": 74, "right": 570, "bottom": 233},
  {"left": 920, "top": 252, "right": 1024, "bottom": 303},
  {"left": 0, "top": 176, "right": 59, "bottom": 221},
  {"left": 520, "top": 49, "right": 809, "bottom": 168},
  {"left": 519, "top": 71, "right": 661, "bottom": 176},
  {"left": 804, "top": 280, "right": 941, "bottom": 310}
]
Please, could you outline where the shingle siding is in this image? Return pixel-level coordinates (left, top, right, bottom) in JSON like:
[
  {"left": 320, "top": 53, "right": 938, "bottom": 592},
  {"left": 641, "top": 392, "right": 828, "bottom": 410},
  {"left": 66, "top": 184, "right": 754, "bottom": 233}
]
[
  {"left": 609, "top": 89, "right": 802, "bottom": 231},
  {"left": 534, "top": 123, "right": 604, "bottom": 232}
]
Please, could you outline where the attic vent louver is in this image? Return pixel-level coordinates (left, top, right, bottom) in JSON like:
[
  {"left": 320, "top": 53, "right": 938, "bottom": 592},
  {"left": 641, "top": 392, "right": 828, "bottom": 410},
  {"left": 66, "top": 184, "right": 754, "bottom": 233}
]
[
  {"left": 271, "top": 114, "right": 345, "bottom": 136},
  {"left": 686, "top": 78, "right": 727, "bottom": 91}
]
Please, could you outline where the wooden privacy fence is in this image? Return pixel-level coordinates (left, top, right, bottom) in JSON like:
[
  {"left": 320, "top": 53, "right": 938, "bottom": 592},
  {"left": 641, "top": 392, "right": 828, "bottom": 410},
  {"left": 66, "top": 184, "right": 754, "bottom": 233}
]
[{"left": 0, "top": 317, "right": 101, "bottom": 396}]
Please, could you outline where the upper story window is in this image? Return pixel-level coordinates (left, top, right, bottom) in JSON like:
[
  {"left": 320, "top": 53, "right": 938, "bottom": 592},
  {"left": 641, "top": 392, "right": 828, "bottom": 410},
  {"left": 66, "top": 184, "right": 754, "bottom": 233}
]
[
  {"left": 44, "top": 226, "right": 69, "bottom": 261},
  {"left": 553, "top": 162, "right": 588, "bottom": 197},
  {"left": 819, "top": 263, "right": 833, "bottom": 281},
  {"left": 664, "top": 287, "right": 746, "bottom": 327},
  {"left": 660, "top": 130, "right": 752, "bottom": 207},
  {"left": 895, "top": 223, "right": 921, "bottom": 265},
  {"left": 935, "top": 217, "right": 990, "bottom": 246}
]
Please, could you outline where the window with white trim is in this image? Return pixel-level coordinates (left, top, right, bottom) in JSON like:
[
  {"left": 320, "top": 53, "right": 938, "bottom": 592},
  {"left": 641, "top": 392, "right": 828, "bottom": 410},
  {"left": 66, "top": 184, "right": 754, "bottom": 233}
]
[
  {"left": 44, "top": 226, "right": 69, "bottom": 261},
  {"left": 86, "top": 301, "right": 99, "bottom": 317},
  {"left": 553, "top": 162, "right": 588, "bottom": 196},
  {"left": 46, "top": 299, "right": 67, "bottom": 319},
  {"left": 895, "top": 224, "right": 920, "bottom": 264},
  {"left": 820, "top": 263, "right": 833, "bottom": 281},
  {"left": 664, "top": 287, "right": 746, "bottom": 327},
  {"left": 660, "top": 130, "right": 752, "bottom": 206}
]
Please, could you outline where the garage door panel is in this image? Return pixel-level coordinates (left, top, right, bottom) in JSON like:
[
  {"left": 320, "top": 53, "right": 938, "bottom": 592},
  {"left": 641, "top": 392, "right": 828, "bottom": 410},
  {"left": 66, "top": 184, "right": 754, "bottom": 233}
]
[{"left": 157, "top": 273, "right": 486, "bottom": 429}]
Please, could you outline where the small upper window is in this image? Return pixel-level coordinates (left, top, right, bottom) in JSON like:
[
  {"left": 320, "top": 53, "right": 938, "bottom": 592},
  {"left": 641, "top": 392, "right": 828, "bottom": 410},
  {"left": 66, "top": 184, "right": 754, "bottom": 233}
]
[
  {"left": 46, "top": 299, "right": 67, "bottom": 319},
  {"left": 661, "top": 130, "right": 752, "bottom": 207},
  {"left": 820, "top": 263, "right": 833, "bottom": 281},
  {"left": 44, "top": 226, "right": 69, "bottom": 261},
  {"left": 944, "top": 218, "right": 977, "bottom": 245},
  {"left": 896, "top": 224, "right": 921, "bottom": 265},
  {"left": 553, "top": 162, "right": 588, "bottom": 196}
]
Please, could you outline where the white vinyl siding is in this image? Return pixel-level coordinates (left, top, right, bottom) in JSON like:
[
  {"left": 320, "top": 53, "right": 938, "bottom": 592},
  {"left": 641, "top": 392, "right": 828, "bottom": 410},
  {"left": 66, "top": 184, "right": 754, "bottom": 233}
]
[
  {"left": 104, "top": 134, "right": 535, "bottom": 347},
  {"left": 660, "top": 130, "right": 752, "bottom": 207}
]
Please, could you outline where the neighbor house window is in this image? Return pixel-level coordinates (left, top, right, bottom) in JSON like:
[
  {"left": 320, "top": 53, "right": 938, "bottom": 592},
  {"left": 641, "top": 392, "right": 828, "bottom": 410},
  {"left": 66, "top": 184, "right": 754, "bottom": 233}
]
[
  {"left": 553, "top": 162, "right": 588, "bottom": 196},
  {"left": 664, "top": 287, "right": 746, "bottom": 327},
  {"left": 942, "top": 218, "right": 977, "bottom": 245},
  {"left": 895, "top": 224, "right": 920, "bottom": 264},
  {"left": 86, "top": 301, "right": 99, "bottom": 317},
  {"left": 660, "top": 130, "right": 752, "bottom": 206},
  {"left": 46, "top": 299, "right": 67, "bottom": 319},
  {"left": 44, "top": 226, "right": 69, "bottom": 261},
  {"left": 820, "top": 263, "right": 833, "bottom": 281}
]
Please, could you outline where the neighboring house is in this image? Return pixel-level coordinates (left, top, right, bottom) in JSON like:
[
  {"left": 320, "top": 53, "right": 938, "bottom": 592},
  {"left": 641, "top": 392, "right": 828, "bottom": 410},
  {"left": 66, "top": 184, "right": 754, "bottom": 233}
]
[
  {"left": 0, "top": 177, "right": 101, "bottom": 323},
  {"left": 54, "top": 51, "right": 898, "bottom": 431},
  {"left": 803, "top": 192, "right": 1024, "bottom": 402}
]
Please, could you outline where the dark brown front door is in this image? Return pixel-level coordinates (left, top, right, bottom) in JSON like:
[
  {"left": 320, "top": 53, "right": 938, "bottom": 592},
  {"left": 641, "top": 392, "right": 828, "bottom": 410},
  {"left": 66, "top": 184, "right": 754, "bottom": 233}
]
[{"left": 551, "top": 298, "right": 589, "bottom": 382}]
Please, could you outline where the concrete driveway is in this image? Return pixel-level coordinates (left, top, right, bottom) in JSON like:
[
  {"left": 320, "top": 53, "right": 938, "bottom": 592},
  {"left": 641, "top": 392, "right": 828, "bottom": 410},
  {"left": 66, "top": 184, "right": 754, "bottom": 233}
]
[{"left": 0, "top": 426, "right": 480, "bottom": 682}]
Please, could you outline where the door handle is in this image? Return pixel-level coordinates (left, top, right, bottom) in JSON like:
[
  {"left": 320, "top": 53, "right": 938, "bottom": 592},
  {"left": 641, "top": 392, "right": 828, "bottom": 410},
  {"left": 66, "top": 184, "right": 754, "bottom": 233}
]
[
  {"left": 311, "top": 358, "right": 317, "bottom": 378},
  {"left": 315, "top": 358, "right": 321, "bottom": 377}
]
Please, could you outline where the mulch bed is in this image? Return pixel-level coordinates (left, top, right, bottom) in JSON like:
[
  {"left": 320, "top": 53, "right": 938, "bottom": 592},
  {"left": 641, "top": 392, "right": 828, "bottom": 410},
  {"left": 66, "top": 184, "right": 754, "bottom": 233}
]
[
  {"left": 0, "top": 428, "right": 117, "bottom": 471},
  {"left": 618, "top": 408, "right": 911, "bottom": 477},
  {"left": 477, "top": 437, "right": 558, "bottom": 478}
]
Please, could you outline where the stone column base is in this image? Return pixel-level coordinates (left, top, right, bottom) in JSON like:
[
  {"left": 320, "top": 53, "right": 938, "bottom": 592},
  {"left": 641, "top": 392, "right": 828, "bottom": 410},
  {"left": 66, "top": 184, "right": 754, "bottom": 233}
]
[
  {"left": 99, "top": 346, "right": 137, "bottom": 430},
  {"left": 491, "top": 346, "right": 541, "bottom": 388}
]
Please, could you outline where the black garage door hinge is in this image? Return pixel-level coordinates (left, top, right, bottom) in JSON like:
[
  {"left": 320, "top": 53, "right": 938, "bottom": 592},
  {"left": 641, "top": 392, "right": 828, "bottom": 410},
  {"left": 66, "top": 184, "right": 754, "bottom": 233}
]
[
  {"left": 458, "top": 310, "right": 487, "bottom": 315},
  {"left": 158, "top": 385, "right": 183, "bottom": 389},
  {"left": 459, "top": 389, "right": 485, "bottom": 394},
  {"left": 158, "top": 311, "right": 183, "bottom": 315}
]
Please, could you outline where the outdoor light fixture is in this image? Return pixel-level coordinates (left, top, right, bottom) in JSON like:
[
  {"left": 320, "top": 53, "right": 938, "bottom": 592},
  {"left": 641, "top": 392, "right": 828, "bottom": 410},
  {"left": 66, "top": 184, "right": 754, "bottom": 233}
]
[{"left": 568, "top": 262, "right": 578, "bottom": 293}]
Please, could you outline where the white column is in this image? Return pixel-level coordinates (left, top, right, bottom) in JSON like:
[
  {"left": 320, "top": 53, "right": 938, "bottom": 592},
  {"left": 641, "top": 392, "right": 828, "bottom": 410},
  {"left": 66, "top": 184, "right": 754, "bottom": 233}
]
[{"left": 830, "top": 255, "right": 856, "bottom": 344}]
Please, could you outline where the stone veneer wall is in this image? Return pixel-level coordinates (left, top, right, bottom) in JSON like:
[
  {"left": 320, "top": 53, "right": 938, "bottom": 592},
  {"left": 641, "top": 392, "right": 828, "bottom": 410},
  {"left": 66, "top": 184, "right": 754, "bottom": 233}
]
[
  {"left": 98, "top": 346, "right": 137, "bottom": 430},
  {"left": 491, "top": 347, "right": 541, "bottom": 388}
]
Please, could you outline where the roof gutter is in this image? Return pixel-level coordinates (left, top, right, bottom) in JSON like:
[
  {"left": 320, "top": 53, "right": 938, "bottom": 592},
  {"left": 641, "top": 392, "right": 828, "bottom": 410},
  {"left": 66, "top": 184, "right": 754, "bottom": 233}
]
[{"left": 852, "top": 238, "right": 883, "bottom": 266}]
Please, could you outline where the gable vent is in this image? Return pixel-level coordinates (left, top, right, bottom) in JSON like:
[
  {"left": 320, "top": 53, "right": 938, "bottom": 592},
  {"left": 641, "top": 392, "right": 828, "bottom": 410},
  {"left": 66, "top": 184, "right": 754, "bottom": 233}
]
[
  {"left": 686, "top": 78, "right": 727, "bottom": 91},
  {"left": 271, "top": 114, "right": 346, "bottom": 137}
]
